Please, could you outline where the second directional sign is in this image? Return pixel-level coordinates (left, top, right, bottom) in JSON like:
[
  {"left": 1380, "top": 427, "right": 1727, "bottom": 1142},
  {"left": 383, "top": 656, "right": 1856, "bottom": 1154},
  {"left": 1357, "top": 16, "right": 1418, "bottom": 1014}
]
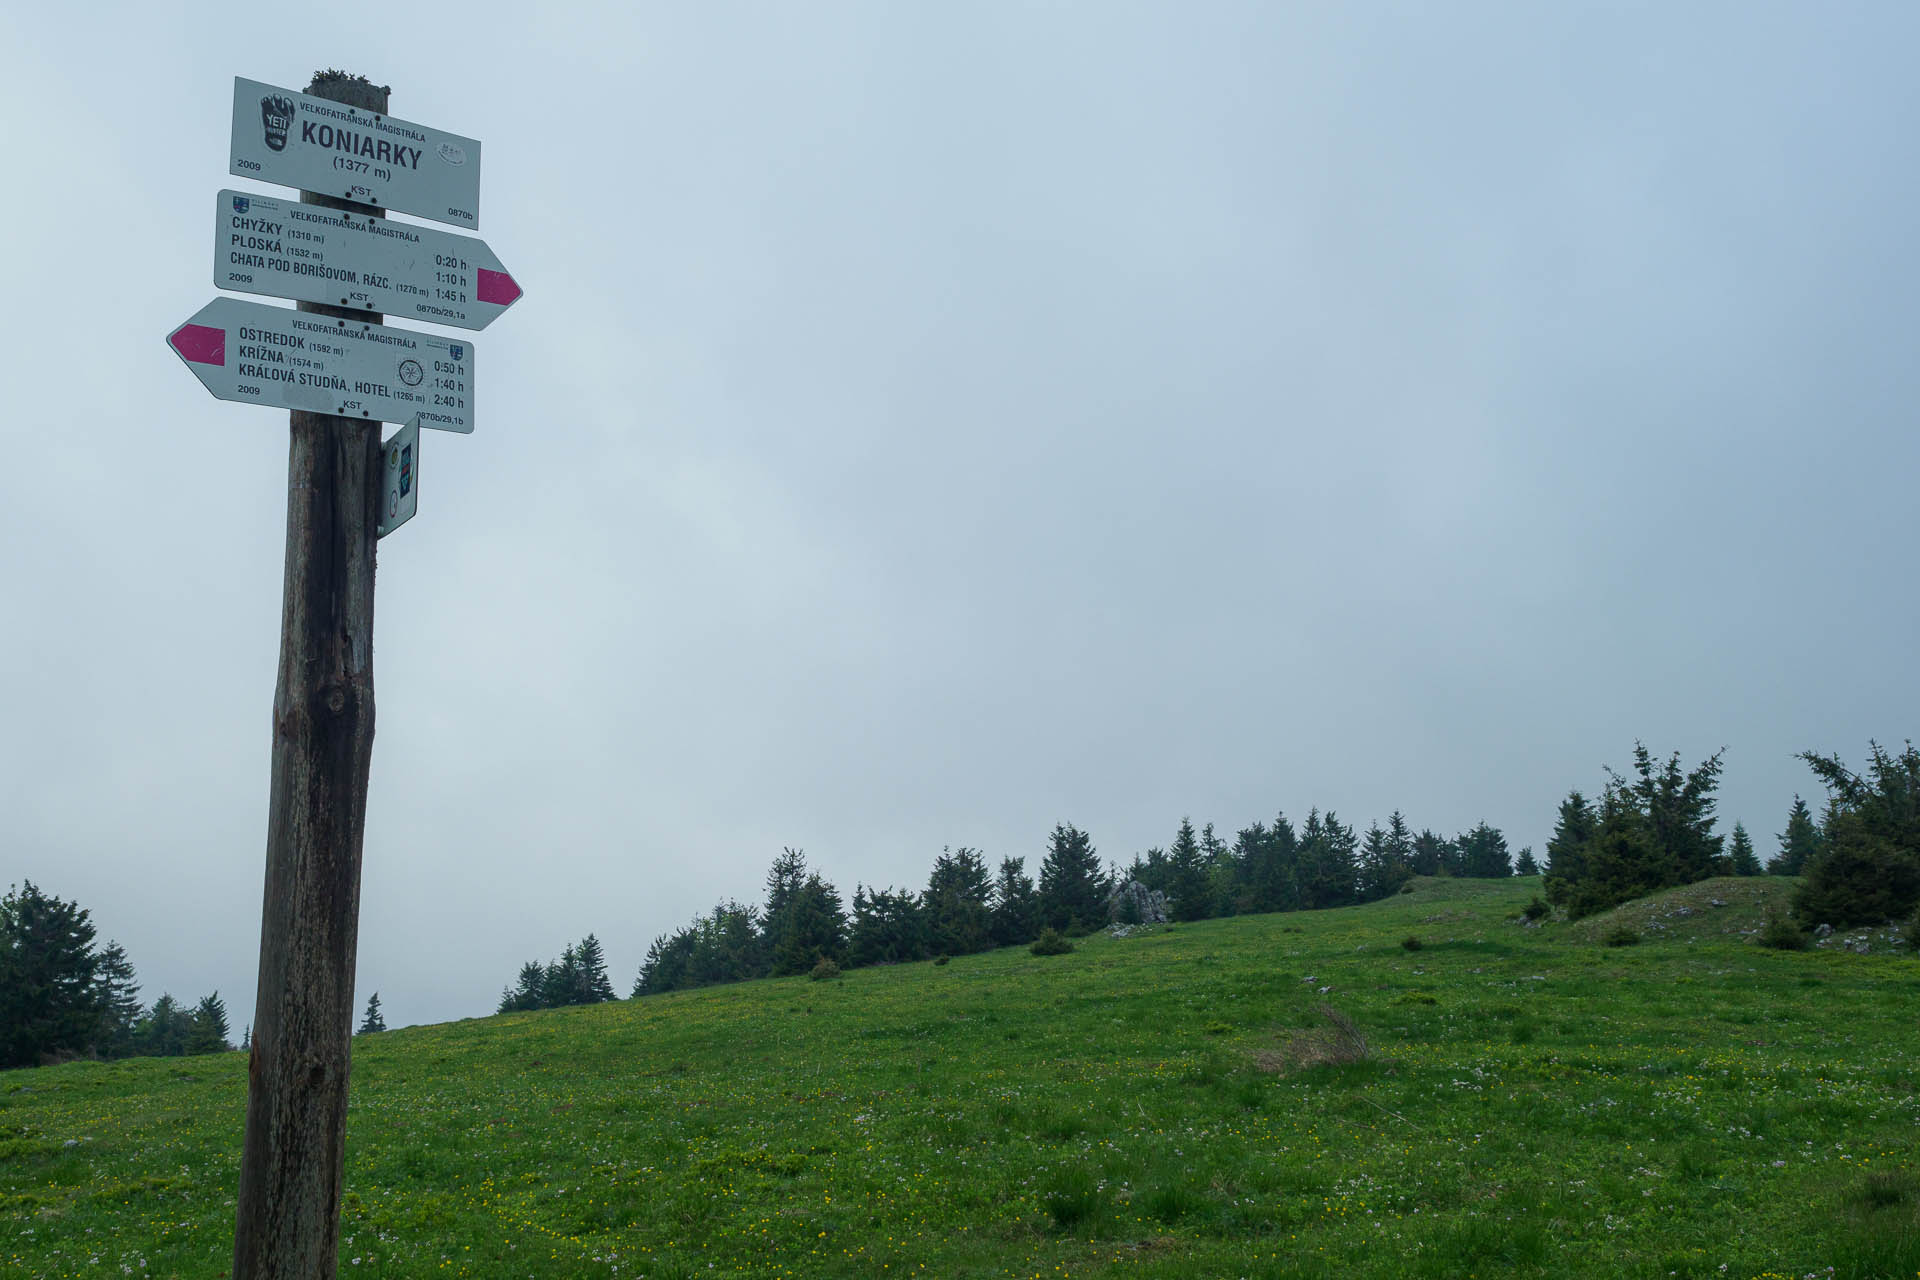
[
  {"left": 216, "top": 191, "right": 522, "bottom": 330},
  {"left": 167, "top": 297, "right": 474, "bottom": 433}
]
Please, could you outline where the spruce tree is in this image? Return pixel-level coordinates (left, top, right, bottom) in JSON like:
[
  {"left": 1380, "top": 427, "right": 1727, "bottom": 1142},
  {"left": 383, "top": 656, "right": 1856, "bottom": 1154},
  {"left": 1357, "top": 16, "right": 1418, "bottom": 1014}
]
[
  {"left": 1771, "top": 796, "right": 1822, "bottom": 875},
  {"left": 849, "top": 886, "right": 926, "bottom": 966},
  {"left": 761, "top": 847, "right": 809, "bottom": 955},
  {"left": 1792, "top": 742, "right": 1920, "bottom": 928},
  {"left": 541, "top": 946, "right": 580, "bottom": 1008},
  {"left": 500, "top": 960, "right": 546, "bottom": 1012},
  {"left": 91, "top": 940, "right": 142, "bottom": 1059},
  {"left": 1201, "top": 823, "right": 1237, "bottom": 914},
  {"left": 1038, "top": 824, "right": 1107, "bottom": 933},
  {"left": 633, "top": 933, "right": 694, "bottom": 997},
  {"left": 989, "top": 857, "right": 1039, "bottom": 947},
  {"left": 1358, "top": 822, "right": 1410, "bottom": 900},
  {"left": 0, "top": 881, "right": 106, "bottom": 1068},
  {"left": 772, "top": 874, "right": 848, "bottom": 974},
  {"left": 1410, "top": 829, "right": 1450, "bottom": 877},
  {"left": 1456, "top": 822, "right": 1512, "bottom": 878},
  {"left": 134, "top": 994, "right": 189, "bottom": 1057},
  {"left": 358, "top": 992, "right": 387, "bottom": 1034},
  {"left": 575, "top": 934, "right": 617, "bottom": 1003},
  {"left": 1227, "top": 822, "right": 1267, "bottom": 915},
  {"left": 1547, "top": 745, "right": 1728, "bottom": 918},
  {"left": 1255, "top": 813, "right": 1301, "bottom": 912},
  {"left": 1557, "top": 787, "right": 1666, "bottom": 919},
  {"left": 1542, "top": 790, "right": 1596, "bottom": 907},
  {"left": 1385, "top": 812, "right": 1414, "bottom": 871},
  {"left": 1728, "top": 823, "right": 1761, "bottom": 876},
  {"left": 924, "top": 848, "right": 995, "bottom": 955},
  {"left": 1620, "top": 744, "right": 1726, "bottom": 884},
  {"left": 187, "top": 992, "right": 230, "bottom": 1055},
  {"left": 1514, "top": 846, "right": 1540, "bottom": 877},
  {"left": 1297, "top": 810, "right": 1359, "bottom": 909},
  {"left": 1165, "top": 818, "right": 1213, "bottom": 922}
]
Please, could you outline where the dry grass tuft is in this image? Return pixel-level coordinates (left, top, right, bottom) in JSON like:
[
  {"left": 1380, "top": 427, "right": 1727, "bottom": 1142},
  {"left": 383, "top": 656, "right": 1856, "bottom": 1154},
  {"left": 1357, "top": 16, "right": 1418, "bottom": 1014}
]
[{"left": 1254, "top": 1003, "right": 1371, "bottom": 1074}]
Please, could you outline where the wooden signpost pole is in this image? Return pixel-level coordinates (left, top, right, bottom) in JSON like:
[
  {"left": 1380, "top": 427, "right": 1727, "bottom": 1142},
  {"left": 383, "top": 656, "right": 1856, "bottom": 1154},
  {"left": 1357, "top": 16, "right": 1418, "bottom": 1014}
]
[{"left": 231, "top": 70, "right": 389, "bottom": 1280}]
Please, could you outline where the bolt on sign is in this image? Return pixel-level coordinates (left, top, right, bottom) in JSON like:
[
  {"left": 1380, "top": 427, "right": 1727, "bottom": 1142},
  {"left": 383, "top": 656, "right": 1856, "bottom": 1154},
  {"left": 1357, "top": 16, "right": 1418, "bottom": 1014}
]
[{"left": 232, "top": 77, "right": 483, "bottom": 228}]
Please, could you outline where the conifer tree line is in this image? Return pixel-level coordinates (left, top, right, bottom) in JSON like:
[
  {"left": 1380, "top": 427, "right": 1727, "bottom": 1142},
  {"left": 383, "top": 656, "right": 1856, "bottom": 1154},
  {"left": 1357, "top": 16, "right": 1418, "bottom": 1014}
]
[
  {"left": 630, "top": 809, "right": 1521, "bottom": 997},
  {"left": 0, "top": 881, "right": 232, "bottom": 1068},
  {"left": 1541, "top": 740, "right": 1920, "bottom": 929},
  {"left": 495, "top": 933, "right": 617, "bottom": 1013}
]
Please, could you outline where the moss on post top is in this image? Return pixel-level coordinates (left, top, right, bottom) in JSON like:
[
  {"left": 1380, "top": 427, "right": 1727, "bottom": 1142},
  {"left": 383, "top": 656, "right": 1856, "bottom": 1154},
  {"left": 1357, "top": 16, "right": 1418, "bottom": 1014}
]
[{"left": 305, "top": 70, "right": 389, "bottom": 111}]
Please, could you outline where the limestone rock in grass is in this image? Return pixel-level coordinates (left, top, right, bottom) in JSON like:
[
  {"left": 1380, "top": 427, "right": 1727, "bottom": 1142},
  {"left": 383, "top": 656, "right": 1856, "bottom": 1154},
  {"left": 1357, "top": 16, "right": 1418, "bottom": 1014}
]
[
  {"left": 1107, "top": 879, "right": 1170, "bottom": 925},
  {"left": 1815, "top": 923, "right": 1834, "bottom": 938}
]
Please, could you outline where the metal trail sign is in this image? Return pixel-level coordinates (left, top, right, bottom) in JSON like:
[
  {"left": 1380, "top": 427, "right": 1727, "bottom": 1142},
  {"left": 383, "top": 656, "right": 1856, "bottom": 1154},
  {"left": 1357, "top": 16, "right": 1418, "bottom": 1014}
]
[
  {"left": 216, "top": 190, "right": 522, "bottom": 331},
  {"left": 167, "top": 296, "right": 475, "bottom": 433},
  {"left": 378, "top": 419, "right": 420, "bottom": 538},
  {"left": 232, "top": 77, "right": 483, "bottom": 228}
]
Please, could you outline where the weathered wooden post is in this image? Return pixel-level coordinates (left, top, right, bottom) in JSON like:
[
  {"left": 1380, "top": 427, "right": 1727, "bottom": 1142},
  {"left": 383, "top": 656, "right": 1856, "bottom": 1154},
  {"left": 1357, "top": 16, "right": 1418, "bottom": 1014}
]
[
  {"left": 166, "top": 68, "right": 514, "bottom": 1276},
  {"left": 230, "top": 69, "right": 387, "bottom": 1280}
]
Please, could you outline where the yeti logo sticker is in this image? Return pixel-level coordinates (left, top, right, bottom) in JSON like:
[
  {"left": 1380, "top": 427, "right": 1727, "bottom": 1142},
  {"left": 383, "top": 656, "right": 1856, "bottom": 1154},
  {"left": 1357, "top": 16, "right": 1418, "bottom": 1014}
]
[{"left": 260, "top": 94, "right": 296, "bottom": 152}]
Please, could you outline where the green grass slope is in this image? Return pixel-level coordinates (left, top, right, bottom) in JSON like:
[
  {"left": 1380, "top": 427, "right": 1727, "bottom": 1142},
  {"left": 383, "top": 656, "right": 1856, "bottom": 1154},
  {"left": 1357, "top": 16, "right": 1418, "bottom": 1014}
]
[
  {"left": 1561, "top": 876, "right": 1793, "bottom": 946},
  {"left": 4, "top": 877, "right": 1917, "bottom": 1279}
]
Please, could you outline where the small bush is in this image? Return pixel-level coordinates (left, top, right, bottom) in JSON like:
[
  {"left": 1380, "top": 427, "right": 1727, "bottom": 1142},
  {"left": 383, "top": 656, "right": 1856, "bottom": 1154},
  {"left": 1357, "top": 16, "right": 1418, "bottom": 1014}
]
[
  {"left": 1523, "top": 897, "right": 1550, "bottom": 921},
  {"left": 932, "top": 954, "right": 950, "bottom": 966},
  {"left": 1399, "top": 882, "right": 1416, "bottom": 894},
  {"left": 808, "top": 957, "right": 841, "bottom": 982},
  {"left": 1603, "top": 926, "right": 1640, "bottom": 948},
  {"left": 1401, "top": 935, "right": 1423, "bottom": 951},
  {"left": 1758, "top": 910, "right": 1810, "bottom": 951},
  {"left": 1030, "top": 928, "right": 1074, "bottom": 956}
]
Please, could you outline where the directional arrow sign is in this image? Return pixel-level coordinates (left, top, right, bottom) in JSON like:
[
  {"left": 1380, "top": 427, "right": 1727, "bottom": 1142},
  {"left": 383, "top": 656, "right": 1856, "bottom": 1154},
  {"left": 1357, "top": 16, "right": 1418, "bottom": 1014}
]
[
  {"left": 167, "top": 298, "right": 474, "bottom": 433},
  {"left": 215, "top": 191, "right": 522, "bottom": 331},
  {"left": 232, "top": 77, "right": 482, "bottom": 228},
  {"left": 379, "top": 419, "right": 420, "bottom": 538}
]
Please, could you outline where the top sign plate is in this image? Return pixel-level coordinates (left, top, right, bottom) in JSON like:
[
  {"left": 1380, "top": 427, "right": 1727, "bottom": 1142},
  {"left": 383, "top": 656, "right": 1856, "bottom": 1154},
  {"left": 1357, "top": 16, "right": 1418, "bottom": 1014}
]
[{"left": 231, "top": 77, "right": 482, "bottom": 228}]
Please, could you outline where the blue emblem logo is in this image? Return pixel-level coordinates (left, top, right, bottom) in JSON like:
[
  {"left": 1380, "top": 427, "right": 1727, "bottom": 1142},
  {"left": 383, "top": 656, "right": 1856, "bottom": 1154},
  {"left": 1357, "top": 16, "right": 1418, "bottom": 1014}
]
[
  {"left": 449, "top": 344, "right": 464, "bottom": 361},
  {"left": 232, "top": 195, "right": 250, "bottom": 215}
]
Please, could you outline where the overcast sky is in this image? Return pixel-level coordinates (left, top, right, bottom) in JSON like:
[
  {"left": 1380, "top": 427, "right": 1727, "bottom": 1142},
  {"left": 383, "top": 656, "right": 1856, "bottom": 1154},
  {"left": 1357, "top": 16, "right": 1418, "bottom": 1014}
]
[{"left": 4, "top": 2, "right": 1916, "bottom": 1034}]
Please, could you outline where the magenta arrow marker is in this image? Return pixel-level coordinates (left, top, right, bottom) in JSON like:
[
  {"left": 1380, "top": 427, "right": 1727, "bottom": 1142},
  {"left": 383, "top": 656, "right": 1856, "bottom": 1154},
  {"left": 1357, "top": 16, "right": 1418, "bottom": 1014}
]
[
  {"left": 169, "top": 323, "right": 226, "bottom": 366},
  {"left": 475, "top": 268, "right": 522, "bottom": 307}
]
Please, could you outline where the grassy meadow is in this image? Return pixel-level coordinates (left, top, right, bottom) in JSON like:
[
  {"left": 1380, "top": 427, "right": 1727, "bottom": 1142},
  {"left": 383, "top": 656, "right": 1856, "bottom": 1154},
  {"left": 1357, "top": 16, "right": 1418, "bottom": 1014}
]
[{"left": 3, "top": 876, "right": 1917, "bottom": 1279}]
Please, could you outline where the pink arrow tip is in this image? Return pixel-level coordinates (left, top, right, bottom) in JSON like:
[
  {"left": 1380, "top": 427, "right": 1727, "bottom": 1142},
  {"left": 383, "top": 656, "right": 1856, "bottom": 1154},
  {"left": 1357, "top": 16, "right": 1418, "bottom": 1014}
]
[
  {"left": 169, "top": 323, "right": 226, "bottom": 366},
  {"left": 476, "top": 268, "right": 522, "bottom": 307}
]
